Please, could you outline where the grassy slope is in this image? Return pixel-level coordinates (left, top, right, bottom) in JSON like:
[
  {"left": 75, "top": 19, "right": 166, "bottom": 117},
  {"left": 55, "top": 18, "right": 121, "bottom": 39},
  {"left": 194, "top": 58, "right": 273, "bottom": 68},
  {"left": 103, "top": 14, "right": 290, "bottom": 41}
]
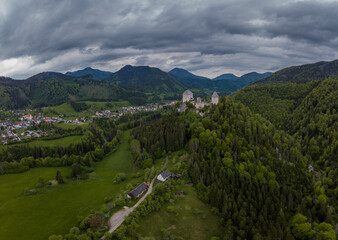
[
  {"left": 137, "top": 184, "right": 223, "bottom": 239},
  {"left": 1, "top": 135, "right": 83, "bottom": 149},
  {"left": 0, "top": 131, "right": 142, "bottom": 240}
]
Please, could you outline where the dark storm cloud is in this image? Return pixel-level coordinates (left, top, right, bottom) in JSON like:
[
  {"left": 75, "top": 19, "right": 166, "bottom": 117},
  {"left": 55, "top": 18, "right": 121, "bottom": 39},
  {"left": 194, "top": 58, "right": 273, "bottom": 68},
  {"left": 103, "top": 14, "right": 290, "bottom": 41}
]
[{"left": 1, "top": 0, "right": 338, "bottom": 78}]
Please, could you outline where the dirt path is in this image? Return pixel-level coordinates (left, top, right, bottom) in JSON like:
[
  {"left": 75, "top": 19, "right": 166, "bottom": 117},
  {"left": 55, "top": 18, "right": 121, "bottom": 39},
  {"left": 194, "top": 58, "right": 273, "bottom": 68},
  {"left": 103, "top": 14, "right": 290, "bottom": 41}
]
[{"left": 105, "top": 154, "right": 169, "bottom": 235}]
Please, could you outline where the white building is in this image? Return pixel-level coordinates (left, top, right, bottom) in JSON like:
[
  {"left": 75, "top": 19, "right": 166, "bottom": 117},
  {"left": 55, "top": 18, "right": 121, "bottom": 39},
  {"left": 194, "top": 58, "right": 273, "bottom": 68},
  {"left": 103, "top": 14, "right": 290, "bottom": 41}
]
[
  {"left": 157, "top": 169, "right": 171, "bottom": 182},
  {"left": 212, "top": 91, "right": 219, "bottom": 105},
  {"left": 182, "top": 90, "right": 194, "bottom": 102}
]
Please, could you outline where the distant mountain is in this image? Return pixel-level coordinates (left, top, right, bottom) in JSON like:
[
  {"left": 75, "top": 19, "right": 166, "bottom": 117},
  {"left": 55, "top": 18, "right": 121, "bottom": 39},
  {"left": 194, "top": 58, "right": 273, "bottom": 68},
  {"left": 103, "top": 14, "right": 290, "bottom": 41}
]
[
  {"left": 235, "top": 72, "right": 273, "bottom": 87},
  {"left": 168, "top": 68, "right": 210, "bottom": 84},
  {"left": 254, "top": 59, "right": 338, "bottom": 85},
  {"left": 66, "top": 67, "right": 112, "bottom": 80},
  {"left": 108, "top": 65, "right": 185, "bottom": 95},
  {"left": 212, "top": 73, "right": 238, "bottom": 81},
  {"left": 168, "top": 68, "right": 272, "bottom": 94}
]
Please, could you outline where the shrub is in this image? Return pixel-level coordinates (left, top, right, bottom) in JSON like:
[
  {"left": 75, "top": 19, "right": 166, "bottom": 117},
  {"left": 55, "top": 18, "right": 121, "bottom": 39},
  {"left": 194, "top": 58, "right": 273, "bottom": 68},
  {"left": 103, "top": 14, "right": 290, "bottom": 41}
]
[
  {"left": 69, "top": 227, "right": 80, "bottom": 235},
  {"left": 88, "top": 214, "right": 106, "bottom": 230},
  {"left": 113, "top": 173, "right": 126, "bottom": 183},
  {"left": 48, "top": 235, "right": 63, "bottom": 240}
]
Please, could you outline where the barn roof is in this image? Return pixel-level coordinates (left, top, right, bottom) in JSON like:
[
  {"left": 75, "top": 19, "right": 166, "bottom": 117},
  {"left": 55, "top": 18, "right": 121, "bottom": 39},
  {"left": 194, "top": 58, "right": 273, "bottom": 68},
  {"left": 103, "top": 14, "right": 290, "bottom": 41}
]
[
  {"left": 160, "top": 169, "right": 171, "bottom": 179},
  {"left": 128, "top": 182, "right": 148, "bottom": 197}
]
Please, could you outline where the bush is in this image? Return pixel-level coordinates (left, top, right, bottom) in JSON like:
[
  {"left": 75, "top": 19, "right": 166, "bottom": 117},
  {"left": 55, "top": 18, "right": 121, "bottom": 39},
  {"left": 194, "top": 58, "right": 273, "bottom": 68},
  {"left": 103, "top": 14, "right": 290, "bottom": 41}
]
[
  {"left": 48, "top": 235, "right": 63, "bottom": 240},
  {"left": 56, "top": 170, "right": 65, "bottom": 184},
  {"left": 69, "top": 227, "right": 80, "bottom": 235},
  {"left": 88, "top": 214, "right": 106, "bottom": 230},
  {"left": 113, "top": 173, "right": 126, "bottom": 183}
]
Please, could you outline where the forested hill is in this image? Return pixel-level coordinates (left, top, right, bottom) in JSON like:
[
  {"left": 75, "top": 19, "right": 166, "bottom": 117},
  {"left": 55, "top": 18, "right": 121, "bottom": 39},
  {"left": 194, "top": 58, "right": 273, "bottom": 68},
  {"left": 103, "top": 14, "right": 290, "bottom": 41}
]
[
  {"left": 234, "top": 77, "right": 337, "bottom": 170},
  {"left": 65, "top": 67, "right": 113, "bottom": 80},
  {"left": 108, "top": 65, "right": 185, "bottom": 95},
  {"left": 254, "top": 59, "right": 338, "bottom": 85},
  {"left": 130, "top": 97, "right": 336, "bottom": 239},
  {"left": 0, "top": 73, "right": 148, "bottom": 109}
]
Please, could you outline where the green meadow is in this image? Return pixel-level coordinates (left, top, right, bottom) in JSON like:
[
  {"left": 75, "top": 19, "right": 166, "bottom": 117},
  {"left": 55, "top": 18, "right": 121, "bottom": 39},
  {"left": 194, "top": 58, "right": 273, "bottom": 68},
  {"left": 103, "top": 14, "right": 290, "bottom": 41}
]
[
  {"left": 1, "top": 135, "right": 83, "bottom": 149},
  {"left": 137, "top": 184, "right": 223, "bottom": 239},
  {"left": 0, "top": 131, "right": 142, "bottom": 240}
]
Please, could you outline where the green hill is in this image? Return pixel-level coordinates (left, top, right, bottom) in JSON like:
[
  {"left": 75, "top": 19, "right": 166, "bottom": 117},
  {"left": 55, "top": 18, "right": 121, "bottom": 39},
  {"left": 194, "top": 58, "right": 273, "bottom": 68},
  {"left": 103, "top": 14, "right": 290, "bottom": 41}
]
[
  {"left": 254, "top": 59, "right": 338, "bottom": 85},
  {"left": 130, "top": 97, "right": 336, "bottom": 240},
  {"left": 234, "top": 59, "right": 338, "bottom": 172},
  {"left": 108, "top": 65, "right": 185, "bottom": 96},
  {"left": 0, "top": 73, "right": 148, "bottom": 109},
  {"left": 65, "top": 67, "right": 112, "bottom": 80}
]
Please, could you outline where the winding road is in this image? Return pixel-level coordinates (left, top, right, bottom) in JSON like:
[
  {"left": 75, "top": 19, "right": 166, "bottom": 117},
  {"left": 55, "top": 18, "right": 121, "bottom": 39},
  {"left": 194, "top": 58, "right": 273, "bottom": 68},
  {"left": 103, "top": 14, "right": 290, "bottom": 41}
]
[{"left": 106, "top": 154, "right": 169, "bottom": 234}]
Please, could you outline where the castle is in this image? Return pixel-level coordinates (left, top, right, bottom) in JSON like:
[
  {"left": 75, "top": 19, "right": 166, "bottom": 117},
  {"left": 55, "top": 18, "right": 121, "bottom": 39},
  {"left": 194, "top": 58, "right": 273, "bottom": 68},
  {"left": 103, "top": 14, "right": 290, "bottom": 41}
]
[{"left": 182, "top": 89, "right": 219, "bottom": 109}]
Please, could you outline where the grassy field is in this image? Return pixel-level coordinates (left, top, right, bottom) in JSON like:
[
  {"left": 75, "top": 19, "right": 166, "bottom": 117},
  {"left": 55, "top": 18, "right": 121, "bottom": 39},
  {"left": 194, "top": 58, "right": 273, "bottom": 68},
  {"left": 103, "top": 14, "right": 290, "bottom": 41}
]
[
  {"left": 1, "top": 135, "right": 83, "bottom": 149},
  {"left": 0, "top": 131, "right": 142, "bottom": 240},
  {"left": 136, "top": 184, "right": 223, "bottom": 239}
]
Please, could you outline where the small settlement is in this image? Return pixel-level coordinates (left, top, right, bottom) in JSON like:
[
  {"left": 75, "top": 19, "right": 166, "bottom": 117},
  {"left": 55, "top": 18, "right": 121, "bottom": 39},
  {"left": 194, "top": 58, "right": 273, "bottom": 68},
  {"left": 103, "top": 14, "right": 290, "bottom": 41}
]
[
  {"left": 0, "top": 101, "right": 178, "bottom": 145},
  {"left": 128, "top": 168, "right": 182, "bottom": 199}
]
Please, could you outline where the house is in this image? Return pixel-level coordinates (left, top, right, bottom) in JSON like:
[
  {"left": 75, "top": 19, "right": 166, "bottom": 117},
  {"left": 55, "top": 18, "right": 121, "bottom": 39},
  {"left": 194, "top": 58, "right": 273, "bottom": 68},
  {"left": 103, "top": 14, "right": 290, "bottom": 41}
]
[
  {"left": 157, "top": 169, "right": 171, "bottom": 182},
  {"left": 128, "top": 182, "right": 148, "bottom": 198}
]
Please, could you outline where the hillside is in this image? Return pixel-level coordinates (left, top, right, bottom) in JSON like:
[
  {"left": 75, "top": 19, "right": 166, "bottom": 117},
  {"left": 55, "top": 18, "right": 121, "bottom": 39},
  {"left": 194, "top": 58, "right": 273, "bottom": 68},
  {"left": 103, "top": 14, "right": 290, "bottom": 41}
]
[
  {"left": 108, "top": 65, "right": 185, "bottom": 96},
  {"left": 169, "top": 68, "right": 210, "bottom": 82},
  {"left": 237, "top": 72, "right": 272, "bottom": 87},
  {"left": 254, "top": 59, "right": 338, "bottom": 85},
  {"left": 234, "top": 60, "right": 338, "bottom": 174},
  {"left": 65, "top": 67, "right": 112, "bottom": 80},
  {"left": 0, "top": 73, "right": 147, "bottom": 109},
  {"left": 130, "top": 97, "right": 336, "bottom": 240}
]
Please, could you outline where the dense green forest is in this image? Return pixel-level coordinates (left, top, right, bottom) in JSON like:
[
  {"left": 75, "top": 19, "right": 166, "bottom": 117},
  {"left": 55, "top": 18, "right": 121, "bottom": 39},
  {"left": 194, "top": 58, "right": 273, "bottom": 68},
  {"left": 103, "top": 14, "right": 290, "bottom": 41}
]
[
  {"left": 0, "top": 73, "right": 150, "bottom": 109},
  {"left": 131, "top": 97, "right": 337, "bottom": 240},
  {"left": 234, "top": 78, "right": 337, "bottom": 205}
]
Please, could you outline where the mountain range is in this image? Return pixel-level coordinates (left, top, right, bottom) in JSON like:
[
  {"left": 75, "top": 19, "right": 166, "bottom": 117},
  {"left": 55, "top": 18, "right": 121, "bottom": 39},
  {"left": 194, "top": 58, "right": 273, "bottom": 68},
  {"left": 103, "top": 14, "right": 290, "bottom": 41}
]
[
  {"left": 168, "top": 68, "right": 272, "bottom": 93},
  {"left": 1, "top": 59, "right": 337, "bottom": 111}
]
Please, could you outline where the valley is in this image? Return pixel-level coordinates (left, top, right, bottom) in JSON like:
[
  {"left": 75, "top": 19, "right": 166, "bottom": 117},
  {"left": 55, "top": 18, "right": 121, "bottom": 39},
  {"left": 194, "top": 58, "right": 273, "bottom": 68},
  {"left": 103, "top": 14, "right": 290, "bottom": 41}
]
[{"left": 0, "top": 59, "right": 337, "bottom": 240}]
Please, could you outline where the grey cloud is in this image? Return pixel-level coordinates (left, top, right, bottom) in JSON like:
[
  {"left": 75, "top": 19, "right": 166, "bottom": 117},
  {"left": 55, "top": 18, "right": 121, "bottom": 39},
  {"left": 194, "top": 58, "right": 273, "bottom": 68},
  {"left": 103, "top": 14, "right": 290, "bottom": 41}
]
[{"left": 1, "top": 0, "right": 338, "bottom": 78}]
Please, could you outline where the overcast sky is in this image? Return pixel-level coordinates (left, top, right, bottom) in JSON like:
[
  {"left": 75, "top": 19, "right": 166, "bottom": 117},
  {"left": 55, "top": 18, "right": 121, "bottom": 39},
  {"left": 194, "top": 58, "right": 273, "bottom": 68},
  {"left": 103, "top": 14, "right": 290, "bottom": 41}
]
[{"left": 1, "top": 0, "right": 338, "bottom": 79}]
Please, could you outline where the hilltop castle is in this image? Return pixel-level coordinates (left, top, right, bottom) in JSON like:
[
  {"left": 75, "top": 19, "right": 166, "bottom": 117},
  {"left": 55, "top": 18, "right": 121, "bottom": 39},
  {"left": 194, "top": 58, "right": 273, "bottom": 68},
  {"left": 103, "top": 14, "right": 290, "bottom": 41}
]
[{"left": 182, "top": 89, "right": 219, "bottom": 109}]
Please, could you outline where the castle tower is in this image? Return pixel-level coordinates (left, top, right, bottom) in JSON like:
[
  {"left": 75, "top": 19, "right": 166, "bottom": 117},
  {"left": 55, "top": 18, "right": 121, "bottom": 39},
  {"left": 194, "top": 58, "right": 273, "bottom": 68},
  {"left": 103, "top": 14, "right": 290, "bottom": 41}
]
[
  {"left": 182, "top": 90, "right": 194, "bottom": 102},
  {"left": 212, "top": 91, "right": 219, "bottom": 105}
]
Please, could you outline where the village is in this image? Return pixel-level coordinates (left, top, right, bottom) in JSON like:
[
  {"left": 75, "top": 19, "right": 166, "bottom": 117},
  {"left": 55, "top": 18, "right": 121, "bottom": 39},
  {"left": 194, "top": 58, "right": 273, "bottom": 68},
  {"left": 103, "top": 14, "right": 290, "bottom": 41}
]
[{"left": 0, "top": 101, "right": 177, "bottom": 145}]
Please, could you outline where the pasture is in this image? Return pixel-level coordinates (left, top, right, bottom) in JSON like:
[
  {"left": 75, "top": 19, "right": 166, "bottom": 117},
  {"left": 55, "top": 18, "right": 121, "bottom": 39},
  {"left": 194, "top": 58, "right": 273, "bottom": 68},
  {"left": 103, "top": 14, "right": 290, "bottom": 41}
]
[
  {"left": 0, "top": 131, "right": 142, "bottom": 240},
  {"left": 136, "top": 184, "right": 223, "bottom": 239}
]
